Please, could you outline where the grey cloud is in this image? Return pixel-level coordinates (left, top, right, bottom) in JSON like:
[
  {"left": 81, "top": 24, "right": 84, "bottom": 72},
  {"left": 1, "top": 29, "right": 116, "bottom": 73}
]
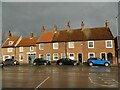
[{"left": 2, "top": 2, "right": 118, "bottom": 39}]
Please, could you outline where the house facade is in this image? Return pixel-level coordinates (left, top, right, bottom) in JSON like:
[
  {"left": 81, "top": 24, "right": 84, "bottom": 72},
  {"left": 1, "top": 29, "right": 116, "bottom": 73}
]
[
  {"left": 2, "top": 31, "right": 21, "bottom": 61},
  {"left": 2, "top": 20, "right": 118, "bottom": 64},
  {"left": 36, "top": 20, "right": 117, "bottom": 64}
]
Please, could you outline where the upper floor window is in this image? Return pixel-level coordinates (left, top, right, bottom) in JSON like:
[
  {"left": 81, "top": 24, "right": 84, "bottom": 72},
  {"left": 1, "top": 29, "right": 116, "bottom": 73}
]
[
  {"left": 106, "top": 40, "right": 112, "bottom": 48},
  {"left": 53, "top": 43, "right": 58, "bottom": 49},
  {"left": 9, "top": 41, "right": 14, "bottom": 45},
  {"left": 19, "top": 47, "right": 23, "bottom": 52},
  {"left": 39, "top": 43, "right": 44, "bottom": 50},
  {"left": 7, "top": 48, "right": 13, "bottom": 52},
  {"left": 69, "top": 42, "right": 74, "bottom": 48},
  {"left": 30, "top": 46, "right": 34, "bottom": 51},
  {"left": 88, "top": 41, "right": 94, "bottom": 48}
]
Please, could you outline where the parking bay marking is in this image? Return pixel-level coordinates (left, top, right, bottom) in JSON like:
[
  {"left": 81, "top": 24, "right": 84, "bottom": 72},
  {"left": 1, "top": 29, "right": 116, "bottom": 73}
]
[{"left": 35, "top": 76, "right": 50, "bottom": 90}]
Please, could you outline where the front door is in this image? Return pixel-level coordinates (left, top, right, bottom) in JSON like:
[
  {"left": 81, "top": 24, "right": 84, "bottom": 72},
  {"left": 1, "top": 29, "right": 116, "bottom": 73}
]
[
  {"left": 101, "top": 53, "right": 106, "bottom": 60},
  {"left": 28, "top": 54, "right": 36, "bottom": 63},
  {"left": 78, "top": 54, "right": 82, "bottom": 63},
  {"left": 46, "top": 54, "right": 51, "bottom": 61}
]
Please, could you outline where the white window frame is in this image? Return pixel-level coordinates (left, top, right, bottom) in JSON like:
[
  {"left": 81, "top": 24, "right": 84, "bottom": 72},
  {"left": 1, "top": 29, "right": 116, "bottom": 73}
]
[
  {"left": 7, "top": 48, "right": 13, "bottom": 52},
  {"left": 30, "top": 46, "right": 34, "bottom": 51},
  {"left": 3, "top": 55, "right": 10, "bottom": 61},
  {"left": 88, "top": 52, "right": 95, "bottom": 59},
  {"left": 61, "top": 53, "right": 66, "bottom": 58},
  {"left": 106, "top": 40, "right": 112, "bottom": 48},
  {"left": 68, "top": 42, "right": 74, "bottom": 48},
  {"left": 9, "top": 41, "right": 14, "bottom": 45},
  {"left": 39, "top": 54, "right": 44, "bottom": 58},
  {"left": 19, "top": 47, "right": 23, "bottom": 52},
  {"left": 69, "top": 53, "right": 75, "bottom": 60},
  {"left": 53, "top": 43, "right": 59, "bottom": 49},
  {"left": 88, "top": 41, "right": 94, "bottom": 48},
  {"left": 39, "top": 43, "right": 44, "bottom": 50},
  {"left": 19, "top": 54, "right": 23, "bottom": 61},
  {"left": 53, "top": 53, "right": 59, "bottom": 60}
]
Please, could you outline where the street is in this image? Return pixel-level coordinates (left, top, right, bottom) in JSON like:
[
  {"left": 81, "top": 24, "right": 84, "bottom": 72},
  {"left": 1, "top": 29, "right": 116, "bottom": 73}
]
[{"left": 1, "top": 64, "right": 120, "bottom": 89}]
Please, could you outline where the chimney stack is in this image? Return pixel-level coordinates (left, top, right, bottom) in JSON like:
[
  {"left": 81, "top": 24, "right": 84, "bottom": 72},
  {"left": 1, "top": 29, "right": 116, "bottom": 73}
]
[
  {"left": 41, "top": 25, "right": 45, "bottom": 33},
  {"left": 54, "top": 24, "right": 57, "bottom": 33},
  {"left": 81, "top": 20, "right": 84, "bottom": 30},
  {"left": 66, "top": 21, "right": 70, "bottom": 32},
  {"left": 8, "top": 31, "right": 12, "bottom": 38},
  {"left": 30, "top": 32, "right": 34, "bottom": 38},
  {"left": 105, "top": 20, "right": 109, "bottom": 29}
]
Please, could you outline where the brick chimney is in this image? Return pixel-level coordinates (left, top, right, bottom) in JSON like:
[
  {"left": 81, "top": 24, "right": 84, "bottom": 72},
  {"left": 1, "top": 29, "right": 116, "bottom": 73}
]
[
  {"left": 41, "top": 25, "right": 45, "bottom": 33},
  {"left": 30, "top": 32, "right": 34, "bottom": 38},
  {"left": 54, "top": 24, "right": 57, "bottom": 33},
  {"left": 105, "top": 20, "right": 109, "bottom": 29},
  {"left": 8, "top": 31, "right": 12, "bottom": 38},
  {"left": 81, "top": 20, "right": 84, "bottom": 30},
  {"left": 66, "top": 21, "right": 70, "bottom": 32}
]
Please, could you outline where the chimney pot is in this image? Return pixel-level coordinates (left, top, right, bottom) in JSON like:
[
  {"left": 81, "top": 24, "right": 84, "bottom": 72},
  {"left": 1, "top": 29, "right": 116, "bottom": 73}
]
[
  {"left": 41, "top": 25, "right": 45, "bottom": 33},
  {"left": 81, "top": 20, "right": 84, "bottom": 30},
  {"left": 30, "top": 32, "right": 34, "bottom": 38},
  {"left": 8, "top": 31, "right": 12, "bottom": 38},
  {"left": 105, "top": 20, "right": 109, "bottom": 29},
  {"left": 66, "top": 21, "right": 70, "bottom": 31}
]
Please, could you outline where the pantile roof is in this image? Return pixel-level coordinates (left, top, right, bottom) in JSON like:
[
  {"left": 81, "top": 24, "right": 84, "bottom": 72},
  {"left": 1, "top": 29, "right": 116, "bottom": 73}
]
[
  {"left": 17, "top": 37, "right": 38, "bottom": 47},
  {"left": 2, "top": 36, "right": 20, "bottom": 48},
  {"left": 37, "top": 27, "right": 114, "bottom": 43}
]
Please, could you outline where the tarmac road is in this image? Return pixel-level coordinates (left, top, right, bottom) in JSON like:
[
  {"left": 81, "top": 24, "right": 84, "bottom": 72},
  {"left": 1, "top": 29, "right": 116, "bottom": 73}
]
[{"left": 1, "top": 64, "right": 120, "bottom": 89}]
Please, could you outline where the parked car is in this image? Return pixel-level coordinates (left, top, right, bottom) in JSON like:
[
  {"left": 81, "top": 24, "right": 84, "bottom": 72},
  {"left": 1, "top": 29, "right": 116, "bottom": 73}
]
[
  {"left": 56, "top": 58, "right": 79, "bottom": 66},
  {"left": 87, "top": 58, "right": 111, "bottom": 66},
  {"left": 33, "top": 58, "right": 51, "bottom": 65},
  {"left": 3, "top": 59, "right": 20, "bottom": 66},
  {"left": 0, "top": 60, "right": 3, "bottom": 68}
]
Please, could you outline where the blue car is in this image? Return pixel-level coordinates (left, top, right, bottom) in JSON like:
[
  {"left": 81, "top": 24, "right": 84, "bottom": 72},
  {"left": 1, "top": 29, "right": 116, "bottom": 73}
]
[{"left": 87, "top": 58, "right": 111, "bottom": 66}]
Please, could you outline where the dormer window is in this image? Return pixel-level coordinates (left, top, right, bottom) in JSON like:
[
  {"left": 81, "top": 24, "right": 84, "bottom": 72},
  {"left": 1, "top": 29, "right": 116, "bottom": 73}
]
[{"left": 9, "top": 41, "right": 14, "bottom": 45}]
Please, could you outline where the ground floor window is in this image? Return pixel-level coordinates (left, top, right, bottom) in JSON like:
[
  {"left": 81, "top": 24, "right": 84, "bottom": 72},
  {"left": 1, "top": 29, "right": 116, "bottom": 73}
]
[
  {"left": 69, "top": 53, "right": 75, "bottom": 60},
  {"left": 19, "top": 54, "right": 23, "bottom": 61},
  {"left": 39, "top": 54, "right": 44, "bottom": 59},
  {"left": 61, "top": 53, "right": 66, "bottom": 59},
  {"left": 3, "top": 55, "right": 10, "bottom": 61},
  {"left": 88, "top": 53, "right": 95, "bottom": 59},
  {"left": 53, "top": 53, "right": 59, "bottom": 60}
]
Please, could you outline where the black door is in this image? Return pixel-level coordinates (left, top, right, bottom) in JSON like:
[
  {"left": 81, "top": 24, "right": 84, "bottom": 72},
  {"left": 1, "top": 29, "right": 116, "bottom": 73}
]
[
  {"left": 101, "top": 53, "right": 106, "bottom": 60},
  {"left": 78, "top": 54, "right": 82, "bottom": 63}
]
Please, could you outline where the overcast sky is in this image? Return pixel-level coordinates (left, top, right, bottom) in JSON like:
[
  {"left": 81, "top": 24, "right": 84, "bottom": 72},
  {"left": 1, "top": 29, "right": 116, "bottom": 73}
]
[{"left": 2, "top": 2, "right": 118, "bottom": 39}]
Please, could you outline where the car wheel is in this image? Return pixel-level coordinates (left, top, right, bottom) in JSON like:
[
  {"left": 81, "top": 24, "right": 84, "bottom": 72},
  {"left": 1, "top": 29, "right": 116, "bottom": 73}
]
[
  {"left": 89, "top": 62, "right": 93, "bottom": 66},
  {"left": 59, "top": 62, "right": 63, "bottom": 65},
  {"left": 33, "top": 63, "right": 36, "bottom": 65},
  {"left": 44, "top": 63, "right": 47, "bottom": 65},
  {"left": 104, "top": 62, "right": 109, "bottom": 67},
  {"left": 73, "top": 63, "right": 77, "bottom": 66}
]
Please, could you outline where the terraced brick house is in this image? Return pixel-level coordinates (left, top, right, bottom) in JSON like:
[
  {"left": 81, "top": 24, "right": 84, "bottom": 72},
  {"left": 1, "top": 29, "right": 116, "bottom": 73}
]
[
  {"left": 16, "top": 32, "right": 38, "bottom": 64},
  {"left": 37, "top": 20, "right": 117, "bottom": 64},
  {"left": 2, "top": 31, "right": 21, "bottom": 61}
]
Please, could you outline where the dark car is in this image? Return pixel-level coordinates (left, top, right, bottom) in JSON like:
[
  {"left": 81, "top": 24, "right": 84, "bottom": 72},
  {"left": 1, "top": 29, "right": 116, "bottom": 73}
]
[
  {"left": 87, "top": 58, "right": 111, "bottom": 66},
  {"left": 0, "top": 61, "right": 3, "bottom": 68},
  {"left": 56, "top": 58, "right": 79, "bottom": 66},
  {"left": 3, "top": 59, "right": 19, "bottom": 66},
  {"left": 33, "top": 58, "right": 51, "bottom": 65}
]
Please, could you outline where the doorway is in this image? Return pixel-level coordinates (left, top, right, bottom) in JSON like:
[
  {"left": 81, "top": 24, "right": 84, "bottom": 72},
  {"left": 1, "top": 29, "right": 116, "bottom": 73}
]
[
  {"left": 107, "top": 53, "right": 113, "bottom": 63},
  {"left": 78, "top": 54, "right": 82, "bottom": 63}
]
